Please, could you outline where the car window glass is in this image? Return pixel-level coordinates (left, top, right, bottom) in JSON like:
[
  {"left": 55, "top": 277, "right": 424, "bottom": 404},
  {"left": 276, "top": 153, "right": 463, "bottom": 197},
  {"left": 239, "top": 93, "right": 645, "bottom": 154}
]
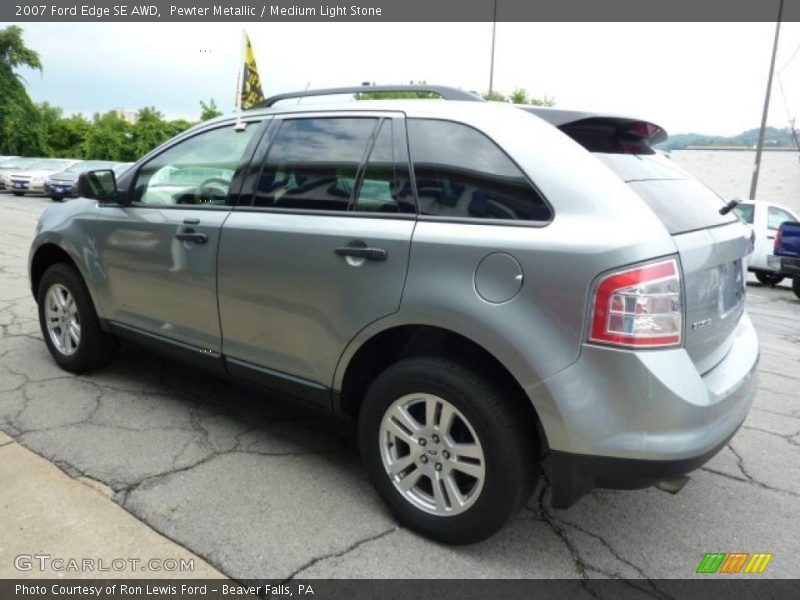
[
  {"left": 407, "top": 119, "right": 551, "bottom": 221},
  {"left": 732, "top": 204, "right": 754, "bottom": 224},
  {"left": 132, "top": 124, "right": 258, "bottom": 207},
  {"left": 767, "top": 207, "right": 795, "bottom": 230},
  {"left": 253, "top": 118, "right": 378, "bottom": 211},
  {"left": 353, "top": 120, "right": 415, "bottom": 214}
]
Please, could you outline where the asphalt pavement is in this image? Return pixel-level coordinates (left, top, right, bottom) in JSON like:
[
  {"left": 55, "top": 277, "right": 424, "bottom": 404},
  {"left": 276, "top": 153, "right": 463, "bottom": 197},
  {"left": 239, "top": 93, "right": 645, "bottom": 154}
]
[{"left": 0, "top": 194, "right": 798, "bottom": 581}]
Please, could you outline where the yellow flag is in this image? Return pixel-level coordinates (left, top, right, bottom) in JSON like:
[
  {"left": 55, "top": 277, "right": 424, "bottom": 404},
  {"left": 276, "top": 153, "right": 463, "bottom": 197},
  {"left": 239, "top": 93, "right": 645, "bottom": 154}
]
[{"left": 240, "top": 33, "right": 264, "bottom": 110}]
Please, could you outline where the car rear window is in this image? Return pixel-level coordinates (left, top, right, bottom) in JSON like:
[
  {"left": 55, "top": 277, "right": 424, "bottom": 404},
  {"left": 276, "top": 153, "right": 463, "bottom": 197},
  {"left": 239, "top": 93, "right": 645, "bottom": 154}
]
[{"left": 593, "top": 153, "right": 737, "bottom": 234}]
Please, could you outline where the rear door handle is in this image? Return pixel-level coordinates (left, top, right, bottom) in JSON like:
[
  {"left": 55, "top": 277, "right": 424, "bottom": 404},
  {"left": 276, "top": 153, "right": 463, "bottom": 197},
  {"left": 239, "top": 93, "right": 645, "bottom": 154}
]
[
  {"left": 175, "top": 228, "right": 208, "bottom": 244},
  {"left": 335, "top": 242, "right": 387, "bottom": 261}
]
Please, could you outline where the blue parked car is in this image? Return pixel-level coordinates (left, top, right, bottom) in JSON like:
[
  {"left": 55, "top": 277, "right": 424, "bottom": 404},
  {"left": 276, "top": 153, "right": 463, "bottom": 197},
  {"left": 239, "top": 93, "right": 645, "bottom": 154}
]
[{"left": 767, "top": 220, "right": 800, "bottom": 299}]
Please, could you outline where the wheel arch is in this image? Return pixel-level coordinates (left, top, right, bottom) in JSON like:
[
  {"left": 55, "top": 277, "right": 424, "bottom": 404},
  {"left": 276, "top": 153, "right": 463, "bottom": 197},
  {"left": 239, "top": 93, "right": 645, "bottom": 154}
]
[
  {"left": 30, "top": 243, "right": 99, "bottom": 313},
  {"left": 334, "top": 323, "right": 549, "bottom": 455}
]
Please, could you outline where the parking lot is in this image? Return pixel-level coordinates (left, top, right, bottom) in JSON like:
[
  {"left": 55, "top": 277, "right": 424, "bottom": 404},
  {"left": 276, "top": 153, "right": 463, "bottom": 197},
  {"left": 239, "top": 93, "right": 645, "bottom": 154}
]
[{"left": 0, "top": 193, "right": 798, "bottom": 580}]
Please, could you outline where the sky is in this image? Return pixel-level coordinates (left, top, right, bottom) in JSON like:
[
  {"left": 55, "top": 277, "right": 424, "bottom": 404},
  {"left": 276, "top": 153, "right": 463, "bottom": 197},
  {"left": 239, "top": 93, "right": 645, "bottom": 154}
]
[{"left": 6, "top": 21, "right": 800, "bottom": 136}]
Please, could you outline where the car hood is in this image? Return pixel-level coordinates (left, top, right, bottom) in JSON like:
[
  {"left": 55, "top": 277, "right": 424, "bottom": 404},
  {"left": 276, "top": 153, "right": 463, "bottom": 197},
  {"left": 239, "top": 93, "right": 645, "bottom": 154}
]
[
  {"left": 9, "top": 169, "right": 65, "bottom": 178},
  {"left": 48, "top": 172, "right": 80, "bottom": 183}
]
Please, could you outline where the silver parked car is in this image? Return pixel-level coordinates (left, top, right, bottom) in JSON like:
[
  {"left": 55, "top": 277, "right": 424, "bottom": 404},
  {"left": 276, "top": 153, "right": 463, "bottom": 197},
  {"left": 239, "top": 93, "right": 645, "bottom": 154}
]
[
  {"left": 45, "top": 160, "right": 121, "bottom": 201},
  {"left": 7, "top": 158, "right": 79, "bottom": 196},
  {"left": 28, "top": 85, "right": 758, "bottom": 544},
  {"left": 0, "top": 157, "right": 42, "bottom": 190}
]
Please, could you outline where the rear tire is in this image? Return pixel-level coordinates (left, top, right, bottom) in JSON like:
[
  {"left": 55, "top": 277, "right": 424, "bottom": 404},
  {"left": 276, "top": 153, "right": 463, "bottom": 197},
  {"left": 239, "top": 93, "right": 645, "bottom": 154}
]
[
  {"left": 37, "top": 263, "right": 115, "bottom": 373},
  {"left": 755, "top": 271, "right": 784, "bottom": 286},
  {"left": 793, "top": 276, "right": 800, "bottom": 300},
  {"left": 359, "top": 356, "right": 535, "bottom": 544},
  {"left": 12, "top": 192, "right": 24, "bottom": 197}
]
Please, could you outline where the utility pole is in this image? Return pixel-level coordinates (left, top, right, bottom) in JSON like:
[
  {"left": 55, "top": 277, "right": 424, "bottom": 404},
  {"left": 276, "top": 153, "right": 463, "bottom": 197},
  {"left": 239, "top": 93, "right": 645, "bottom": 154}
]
[
  {"left": 488, "top": 0, "right": 497, "bottom": 97},
  {"left": 749, "top": 0, "right": 784, "bottom": 200}
]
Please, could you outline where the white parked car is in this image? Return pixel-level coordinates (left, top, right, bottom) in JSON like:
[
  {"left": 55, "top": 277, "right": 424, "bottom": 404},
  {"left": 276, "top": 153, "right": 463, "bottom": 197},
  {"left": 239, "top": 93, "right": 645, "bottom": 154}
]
[{"left": 734, "top": 200, "right": 799, "bottom": 285}]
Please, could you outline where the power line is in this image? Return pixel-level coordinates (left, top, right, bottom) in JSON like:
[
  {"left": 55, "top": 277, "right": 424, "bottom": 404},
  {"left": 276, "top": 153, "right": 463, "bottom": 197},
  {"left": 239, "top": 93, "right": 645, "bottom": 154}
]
[{"left": 779, "top": 38, "right": 800, "bottom": 72}]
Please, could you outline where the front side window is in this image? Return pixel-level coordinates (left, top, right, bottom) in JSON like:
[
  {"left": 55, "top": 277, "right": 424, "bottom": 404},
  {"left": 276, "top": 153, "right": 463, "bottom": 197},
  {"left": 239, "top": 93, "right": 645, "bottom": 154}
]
[
  {"left": 767, "top": 206, "right": 795, "bottom": 230},
  {"left": 132, "top": 124, "right": 258, "bottom": 207},
  {"left": 407, "top": 119, "right": 551, "bottom": 221},
  {"left": 253, "top": 118, "right": 378, "bottom": 211}
]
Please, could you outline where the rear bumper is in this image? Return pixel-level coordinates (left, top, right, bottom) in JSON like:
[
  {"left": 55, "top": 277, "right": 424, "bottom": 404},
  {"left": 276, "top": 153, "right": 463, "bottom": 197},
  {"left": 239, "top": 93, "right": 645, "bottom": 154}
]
[
  {"left": 547, "top": 428, "right": 739, "bottom": 508},
  {"left": 533, "top": 312, "right": 759, "bottom": 508},
  {"left": 767, "top": 254, "right": 800, "bottom": 277}
]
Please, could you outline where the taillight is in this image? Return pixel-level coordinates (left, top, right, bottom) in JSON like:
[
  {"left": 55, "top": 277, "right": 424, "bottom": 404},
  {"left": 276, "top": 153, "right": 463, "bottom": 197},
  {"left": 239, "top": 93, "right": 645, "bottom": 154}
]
[
  {"left": 774, "top": 228, "right": 782, "bottom": 253},
  {"left": 589, "top": 258, "right": 682, "bottom": 348}
]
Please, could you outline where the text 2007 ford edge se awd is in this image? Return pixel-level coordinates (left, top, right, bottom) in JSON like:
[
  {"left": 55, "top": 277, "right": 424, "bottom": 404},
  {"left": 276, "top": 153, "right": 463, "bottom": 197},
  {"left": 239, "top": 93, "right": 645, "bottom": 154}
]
[{"left": 29, "top": 85, "right": 758, "bottom": 544}]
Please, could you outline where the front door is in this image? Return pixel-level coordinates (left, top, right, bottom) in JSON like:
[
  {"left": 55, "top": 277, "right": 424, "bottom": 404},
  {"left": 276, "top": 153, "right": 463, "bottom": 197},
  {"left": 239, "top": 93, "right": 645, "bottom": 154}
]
[
  {"left": 93, "top": 121, "right": 262, "bottom": 351},
  {"left": 217, "top": 113, "right": 416, "bottom": 399}
]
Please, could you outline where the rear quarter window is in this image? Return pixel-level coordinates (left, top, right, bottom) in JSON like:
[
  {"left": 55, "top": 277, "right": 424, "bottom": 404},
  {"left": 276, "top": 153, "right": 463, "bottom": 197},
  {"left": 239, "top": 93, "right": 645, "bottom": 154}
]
[
  {"left": 407, "top": 119, "right": 551, "bottom": 222},
  {"left": 594, "top": 153, "right": 736, "bottom": 234}
]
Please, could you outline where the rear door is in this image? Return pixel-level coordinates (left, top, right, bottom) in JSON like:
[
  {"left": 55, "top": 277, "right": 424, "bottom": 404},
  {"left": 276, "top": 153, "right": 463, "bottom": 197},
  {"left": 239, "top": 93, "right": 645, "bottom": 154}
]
[{"left": 217, "top": 112, "right": 416, "bottom": 405}]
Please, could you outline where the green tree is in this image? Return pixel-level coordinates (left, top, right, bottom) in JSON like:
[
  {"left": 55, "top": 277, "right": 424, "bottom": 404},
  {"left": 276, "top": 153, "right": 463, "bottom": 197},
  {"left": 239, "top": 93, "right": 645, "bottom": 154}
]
[
  {"left": 82, "top": 111, "right": 135, "bottom": 161},
  {"left": 482, "top": 90, "right": 508, "bottom": 102},
  {"left": 0, "top": 25, "right": 41, "bottom": 71},
  {"left": 131, "top": 107, "right": 171, "bottom": 157},
  {"left": 52, "top": 114, "right": 92, "bottom": 158},
  {"left": 38, "top": 102, "right": 90, "bottom": 158},
  {"left": 200, "top": 99, "right": 222, "bottom": 121},
  {"left": 167, "top": 118, "right": 194, "bottom": 138},
  {"left": 0, "top": 26, "right": 47, "bottom": 156},
  {"left": 484, "top": 87, "right": 554, "bottom": 106},
  {"left": 355, "top": 81, "right": 441, "bottom": 100}
]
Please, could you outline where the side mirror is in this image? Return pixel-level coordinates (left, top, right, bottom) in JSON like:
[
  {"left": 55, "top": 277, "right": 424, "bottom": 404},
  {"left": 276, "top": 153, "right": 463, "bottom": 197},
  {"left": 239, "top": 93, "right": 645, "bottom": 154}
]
[{"left": 77, "top": 169, "right": 118, "bottom": 202}]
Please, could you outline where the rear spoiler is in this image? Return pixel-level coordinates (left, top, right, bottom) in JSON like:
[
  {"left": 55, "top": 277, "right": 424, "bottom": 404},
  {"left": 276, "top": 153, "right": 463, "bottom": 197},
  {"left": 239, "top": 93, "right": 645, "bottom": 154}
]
[{"left": 518, "top": 106, "right": 668, "bottom": 151}]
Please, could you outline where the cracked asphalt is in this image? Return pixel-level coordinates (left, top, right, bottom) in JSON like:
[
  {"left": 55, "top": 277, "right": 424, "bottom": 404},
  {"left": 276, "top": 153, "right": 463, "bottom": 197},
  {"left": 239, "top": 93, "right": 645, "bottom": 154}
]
[{"left": 1, "top": 194, "right": 799, "bottom": 581}]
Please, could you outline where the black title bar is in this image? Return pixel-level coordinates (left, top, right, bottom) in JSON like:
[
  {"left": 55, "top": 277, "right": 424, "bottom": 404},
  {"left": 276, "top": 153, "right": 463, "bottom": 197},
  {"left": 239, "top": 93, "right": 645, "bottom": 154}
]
[{"left": 3, "top": 0, "right": 799, "bottom": 22}]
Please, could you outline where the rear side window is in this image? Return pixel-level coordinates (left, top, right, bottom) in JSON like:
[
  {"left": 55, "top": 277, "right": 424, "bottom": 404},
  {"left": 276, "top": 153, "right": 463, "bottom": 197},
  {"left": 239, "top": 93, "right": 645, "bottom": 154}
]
[
  {"left": 733, "top": 204, "right": 755, "bottom": 224},
  {"left": 767, "top": 206, "right": 795, "bottom": 230},
  {"left": 407, "top": 119, "right": 551, "bottom": 222},
  {"left": 595, "top": 153, "right": 736, "bottom": 234},
  {"left": 353, "top": 120, "right": 415, "bottom": 214},
  {"left": 253, "top": 118, "right": 376, "bottom": 211}
]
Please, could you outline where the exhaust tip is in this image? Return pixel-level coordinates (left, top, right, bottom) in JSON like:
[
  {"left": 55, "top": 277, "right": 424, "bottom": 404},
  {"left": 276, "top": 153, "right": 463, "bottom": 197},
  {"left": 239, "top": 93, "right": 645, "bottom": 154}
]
[{"left": 655, "top": 475, "right": 690, "bottom": 495}]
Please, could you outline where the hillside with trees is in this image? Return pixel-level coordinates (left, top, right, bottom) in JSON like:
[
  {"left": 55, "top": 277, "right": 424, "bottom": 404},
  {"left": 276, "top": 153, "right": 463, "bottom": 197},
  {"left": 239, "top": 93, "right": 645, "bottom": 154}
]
[{"left": 658, "top": 126, "right": 799, "bottom": 151}]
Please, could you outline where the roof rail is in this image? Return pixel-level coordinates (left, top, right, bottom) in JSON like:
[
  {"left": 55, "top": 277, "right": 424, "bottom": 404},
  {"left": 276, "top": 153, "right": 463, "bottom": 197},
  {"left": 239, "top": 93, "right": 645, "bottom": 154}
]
[{"left": 255, "top": 85, "right": 484, "bottom": 108}]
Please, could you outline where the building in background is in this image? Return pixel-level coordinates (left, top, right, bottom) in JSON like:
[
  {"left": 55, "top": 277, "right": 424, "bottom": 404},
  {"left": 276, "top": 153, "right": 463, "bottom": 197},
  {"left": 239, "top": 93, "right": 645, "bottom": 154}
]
[{"left": 113, "top": 108, "right": 139, "bottom": 124}]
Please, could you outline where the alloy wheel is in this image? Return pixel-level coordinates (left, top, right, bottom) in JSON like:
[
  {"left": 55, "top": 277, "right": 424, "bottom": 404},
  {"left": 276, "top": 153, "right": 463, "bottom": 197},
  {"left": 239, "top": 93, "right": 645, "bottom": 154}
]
[
  {"left": 379, "top": 393, "right": 486, "bottom": 516},
  {"left": 44, "top": 283, "right": 81, "bottom": 356}
]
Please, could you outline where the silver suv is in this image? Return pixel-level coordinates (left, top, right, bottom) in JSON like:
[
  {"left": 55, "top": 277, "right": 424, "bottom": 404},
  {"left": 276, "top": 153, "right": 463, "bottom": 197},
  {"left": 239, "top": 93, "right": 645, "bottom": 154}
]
[{"left": 29, "top": 86, "right": 758, "bottom": 544}]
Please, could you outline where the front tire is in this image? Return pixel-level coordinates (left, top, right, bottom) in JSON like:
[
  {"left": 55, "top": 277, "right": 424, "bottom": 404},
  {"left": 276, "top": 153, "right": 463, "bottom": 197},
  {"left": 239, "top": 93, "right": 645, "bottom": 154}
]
[
  {"left": 51, "top": 196, "right": 64, "bottom": 202},
  {"left": 37, "top": 263, "right": 115, "bottom": 373},
  {"left": 793, "top": 276, "right": 800, "bottom": 300},
  {"left": 359, "top": 356, "right": 535, "bottom": 544},
  {"left": 12, "top": 192, "right": 24, "bottom": 196},
  {"left": 755, "top": 271, "right": 784, "bottom": 286}
]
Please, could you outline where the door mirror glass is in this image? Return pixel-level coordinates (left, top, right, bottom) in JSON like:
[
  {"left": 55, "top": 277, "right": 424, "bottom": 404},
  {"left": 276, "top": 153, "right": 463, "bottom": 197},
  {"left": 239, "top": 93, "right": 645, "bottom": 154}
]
[{"left": 77, "top": 169, "right": 118, "bottom": 202}]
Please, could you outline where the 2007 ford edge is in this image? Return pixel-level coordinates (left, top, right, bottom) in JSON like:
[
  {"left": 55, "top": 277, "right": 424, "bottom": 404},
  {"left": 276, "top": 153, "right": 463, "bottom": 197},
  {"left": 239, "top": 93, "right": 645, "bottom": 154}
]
[{"left": 28, "top": 85, "right": 758, "bottom": 544}]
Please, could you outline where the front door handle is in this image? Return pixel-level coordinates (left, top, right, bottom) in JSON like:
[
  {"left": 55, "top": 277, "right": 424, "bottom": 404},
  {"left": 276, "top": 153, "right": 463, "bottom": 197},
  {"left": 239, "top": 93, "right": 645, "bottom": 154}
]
[
  {"left": 335, "top": 241, "right": 387, "bottom": 261},
  {"left": 175, "top": 228, "right": 208, "bottom": 244}
]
